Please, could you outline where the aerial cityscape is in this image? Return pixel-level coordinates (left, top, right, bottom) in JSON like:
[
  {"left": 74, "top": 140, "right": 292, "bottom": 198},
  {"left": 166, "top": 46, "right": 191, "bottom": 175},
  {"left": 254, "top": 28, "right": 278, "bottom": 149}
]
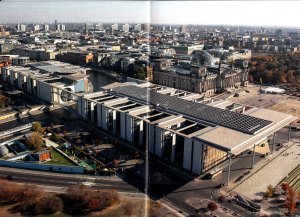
[{"left": 0, "top": 1, "right": 300, "bottom": 217}]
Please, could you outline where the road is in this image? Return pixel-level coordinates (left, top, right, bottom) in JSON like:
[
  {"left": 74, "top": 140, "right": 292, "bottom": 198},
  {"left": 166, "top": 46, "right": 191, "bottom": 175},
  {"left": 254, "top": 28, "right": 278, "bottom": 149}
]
[{"left": 0, "top": 166, "right": 138, "bottom": 193}]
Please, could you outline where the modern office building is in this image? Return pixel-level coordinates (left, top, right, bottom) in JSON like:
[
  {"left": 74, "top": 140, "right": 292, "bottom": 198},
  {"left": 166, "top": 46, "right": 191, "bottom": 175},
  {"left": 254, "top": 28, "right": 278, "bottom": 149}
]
[
  {"left": 77, "top": 83, "right": 297, "bottom": 176},
  {"left": 1, "top": 61, "right": 92, "bottom": 104}
]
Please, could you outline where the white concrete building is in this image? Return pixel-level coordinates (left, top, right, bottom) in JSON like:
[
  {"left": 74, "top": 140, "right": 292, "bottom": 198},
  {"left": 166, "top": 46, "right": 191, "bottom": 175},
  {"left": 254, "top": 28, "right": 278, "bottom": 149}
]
[{"left": 77, "top": 83, "right": 297, "bottom": 177}]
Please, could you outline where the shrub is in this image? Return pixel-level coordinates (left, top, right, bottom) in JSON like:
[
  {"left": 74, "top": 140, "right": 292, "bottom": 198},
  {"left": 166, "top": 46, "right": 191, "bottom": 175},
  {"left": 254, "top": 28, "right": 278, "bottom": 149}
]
[
  {"left": 26, "top": 132, "right": 43, "bottom": 151},
  {"left": 34, "top": 196, "right": 63, "bottom": 215},
  {"left": 122, "top": 201, "right": 136, "bottom": 216},
  {"left": 207, "top": 201, "right": 218, "bottom": 214}
]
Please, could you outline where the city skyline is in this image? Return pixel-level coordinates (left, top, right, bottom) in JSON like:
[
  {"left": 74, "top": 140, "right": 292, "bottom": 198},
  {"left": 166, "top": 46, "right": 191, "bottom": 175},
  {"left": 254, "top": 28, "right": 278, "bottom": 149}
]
[{"left": 0, "top": 1, "right": 300, "bottom": 28}]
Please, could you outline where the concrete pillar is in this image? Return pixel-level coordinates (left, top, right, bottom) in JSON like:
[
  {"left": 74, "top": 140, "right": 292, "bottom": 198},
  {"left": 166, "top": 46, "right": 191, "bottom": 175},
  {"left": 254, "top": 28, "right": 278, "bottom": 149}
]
[
  {"left": 171, "top": 133, "right": 176, "bottom": 163},
  {"left": 96, "top": 104, "right": 102, "bottom": 128},
  {"left": 90, "top": 101, "right": 94, "bottom": 122},
  {"left": 183, "top": 138, "right": 192, "bottom": 171},
  {"left": 139, "top": 120, "right": 144, "bottom": 145},
  {"left": 227, "top": 154, "right": 231, "bottom": 186},
  {"left": 251, "top": 144, "right": 256, "bottom": 169},
  {"left": 155, "top": 128, "right": 164, "bottom": 157},
  {"left": 126, "top": 114, "right": 133, "bottom": 143},
  {"left": 101, "top": 106, "right": 108, "bottom": 130},
  {"left": 112, "top": 110, "right": 116, "bottom": 134},
  {"left": 272, "top": 132, "right": 276, "bottom": 153},
  {"left": 288, "top": 124, "right": 291, "bottom": 142}
]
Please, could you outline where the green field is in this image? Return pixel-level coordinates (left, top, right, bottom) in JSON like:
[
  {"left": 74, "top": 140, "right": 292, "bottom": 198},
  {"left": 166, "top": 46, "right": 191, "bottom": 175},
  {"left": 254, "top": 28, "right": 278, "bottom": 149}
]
[{"left": 43, "top": 149, "right": 75, "bottom": 166}]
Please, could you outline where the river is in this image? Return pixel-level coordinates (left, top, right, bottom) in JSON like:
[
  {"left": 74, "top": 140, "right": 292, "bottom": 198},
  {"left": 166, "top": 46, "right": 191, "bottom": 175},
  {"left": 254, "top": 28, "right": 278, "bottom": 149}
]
[{"left": 87, "top": 70, "right": 116, "bottom": 92}]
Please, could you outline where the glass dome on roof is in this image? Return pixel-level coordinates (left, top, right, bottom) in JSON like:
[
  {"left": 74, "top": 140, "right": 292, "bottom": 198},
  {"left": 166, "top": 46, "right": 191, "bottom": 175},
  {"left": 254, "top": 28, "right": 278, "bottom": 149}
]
[{"left": 190, "top": 50, "right": 216, "bottom": 67}]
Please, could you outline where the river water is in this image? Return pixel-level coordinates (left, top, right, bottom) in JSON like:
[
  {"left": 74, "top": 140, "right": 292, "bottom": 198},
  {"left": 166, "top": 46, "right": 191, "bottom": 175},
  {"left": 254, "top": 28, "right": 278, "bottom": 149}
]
[{"left": 87, "top": 71, "right": 115, "bottom": 92}]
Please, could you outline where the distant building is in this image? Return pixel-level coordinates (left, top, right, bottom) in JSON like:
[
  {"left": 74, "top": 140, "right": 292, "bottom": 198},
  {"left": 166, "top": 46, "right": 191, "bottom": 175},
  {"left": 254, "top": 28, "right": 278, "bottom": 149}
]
[
  {"left": 111, "top": 24, "right": 118, "bottom": 31},
  {"left": 0, "top": 43, "right": 14, "bottom": 54},
  {"left": 44, "top": 24, "right": 49, "bottom": 31},
  {"left": 122, "top": 24, "right": 130, "bottom": 32},
  {"left": 11, "top": 48, "right": 56, "bottom": 61},
  {"left": 56, "top": 24, "right": 61, "bottom": 31},
  {"left": 55, "top": 51, "right": 93, "bottom": 65},
  {"left": 94, "top": 23, "right": 102, "bottom": 30},
  {"left": 153, "top": 51, "right": 249, "bottom": 95},
  {"left": 33, "top": 24, "right": 40, "bottom": 32},
  {"left": 20, "top": 24, "right": 26, "bottom": 32},
  {"left": 180, "top": 25, "right": 187, "bottom": 33},
  {"left": 61, "top": 24, "right": 66, "bottom": 31},
  {"left": 142, "top": 23, "right": 150, "bottom": 32},
  {"left": 171, "top": 44, "right": 204, "bottom": 55},
  {"left": 134, "top": 24, "right": 142, "bottom": 32}
]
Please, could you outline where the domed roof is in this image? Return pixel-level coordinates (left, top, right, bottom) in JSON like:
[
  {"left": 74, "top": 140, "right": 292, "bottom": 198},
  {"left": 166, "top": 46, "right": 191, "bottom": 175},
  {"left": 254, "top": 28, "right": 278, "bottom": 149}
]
[
  {"left": 190, "top": 50, "right": 216, "bottom": 67},
  {"left": 0, "top": 146, "right": 9, "bottom": 157}
]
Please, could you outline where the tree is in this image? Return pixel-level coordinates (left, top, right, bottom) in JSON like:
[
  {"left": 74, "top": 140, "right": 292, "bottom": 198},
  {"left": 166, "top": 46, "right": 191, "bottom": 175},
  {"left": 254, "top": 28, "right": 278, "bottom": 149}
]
[
  {"left": 0, "top": 95, "right": 11, "bottom": 109},
  {"left": 133, "top": 66, "right": 147, "bottom": 80},
  {"left": 207, "top": 201, "right": 218, "bottom": 216},
  {"left": 26, "top": 132, "right": 43, "bottom": 151},
  {"left": 32, "top": 122, "right": 44, "bottom": 134},
  {"left": 265, "top": 184, "right": 274, "bottom": 198},
  {"left": 34, "top": 196, "right": 63, "bottom": 215},
  {"left": 218, "top": 195, "right": 226, "bottom": 203}
]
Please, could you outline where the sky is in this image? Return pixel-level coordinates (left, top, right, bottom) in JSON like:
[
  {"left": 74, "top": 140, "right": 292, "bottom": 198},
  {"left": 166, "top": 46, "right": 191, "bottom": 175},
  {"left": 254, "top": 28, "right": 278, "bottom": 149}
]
[{"left": 0, "top": 1, "right": 300, "bottom": 27}]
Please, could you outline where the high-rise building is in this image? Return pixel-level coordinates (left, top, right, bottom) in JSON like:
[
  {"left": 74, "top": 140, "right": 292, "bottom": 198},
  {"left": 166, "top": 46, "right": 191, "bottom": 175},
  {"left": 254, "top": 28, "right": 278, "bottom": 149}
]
[
  {"left": 44, "top": 24, "right": 49, "bottom": 31},
  {"left": 94, "top": 23, "right": 102, "bottom": 30},
  {"left": 180, "top": 25, "right": 187, "bottom": 33},
  {"left": 56, "top": 24, "right": 61, "bottom": 31},
  {"left": 122, "top": 24, "right": 130, "bottom": 32},
  {"left": 33, "top": 24, "right": 40, "bottom": 31},
  {"left": 142, "top": 23, "right": 150, "bottom": 32},
  {"left": 55, "top": 19, "right": 57, "bottom": 25},
  {"left": 20, "top": 24, "right": 26, "bottom": 32},
  {"left": 134, "top": 24, "right": 142, "bottom": 32},
  {"left": 61, "top": 24, "right": 66, "bottom": 31},
  {"left": 111, "top": 23, "right": 118, "bottom": 31}
]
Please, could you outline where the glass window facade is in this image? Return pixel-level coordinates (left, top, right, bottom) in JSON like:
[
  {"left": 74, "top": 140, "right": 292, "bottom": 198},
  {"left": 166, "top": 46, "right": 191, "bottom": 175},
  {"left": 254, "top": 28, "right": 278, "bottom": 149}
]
[{"left": 202, "top": 144, "right": 227, "bottom": 172}]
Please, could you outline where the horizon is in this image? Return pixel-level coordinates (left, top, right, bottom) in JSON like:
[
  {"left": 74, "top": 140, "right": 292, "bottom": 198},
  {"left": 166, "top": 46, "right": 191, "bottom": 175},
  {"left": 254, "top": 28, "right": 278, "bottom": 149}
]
[{"left": 0, "top": 1, "right": 300, "bottom": 28}]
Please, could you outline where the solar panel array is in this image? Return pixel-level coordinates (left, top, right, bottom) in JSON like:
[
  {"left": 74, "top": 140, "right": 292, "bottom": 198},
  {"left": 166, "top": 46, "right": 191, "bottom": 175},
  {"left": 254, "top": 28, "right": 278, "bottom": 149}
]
[{"left": 113, "top": 85, "right": 273, "bottom": 135}]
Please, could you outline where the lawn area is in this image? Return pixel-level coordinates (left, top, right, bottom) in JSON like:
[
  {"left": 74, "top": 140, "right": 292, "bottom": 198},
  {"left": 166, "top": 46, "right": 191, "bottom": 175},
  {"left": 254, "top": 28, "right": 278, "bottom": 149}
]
[{"left": 44, "top": 149, "right": 75, "bottom": 166}]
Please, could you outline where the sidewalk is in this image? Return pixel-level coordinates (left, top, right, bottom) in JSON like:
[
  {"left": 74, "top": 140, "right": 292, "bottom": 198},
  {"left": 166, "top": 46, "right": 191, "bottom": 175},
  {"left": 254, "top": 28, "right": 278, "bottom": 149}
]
[{"left": 229, "top": 142, "right": 299, "bottom": 199}]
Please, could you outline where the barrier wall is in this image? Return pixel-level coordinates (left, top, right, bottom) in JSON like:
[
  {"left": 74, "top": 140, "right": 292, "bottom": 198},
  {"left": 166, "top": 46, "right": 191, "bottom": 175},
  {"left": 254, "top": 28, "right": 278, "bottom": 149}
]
[{"left": 0, "top": 160, "right": 84, "bottom": 174}]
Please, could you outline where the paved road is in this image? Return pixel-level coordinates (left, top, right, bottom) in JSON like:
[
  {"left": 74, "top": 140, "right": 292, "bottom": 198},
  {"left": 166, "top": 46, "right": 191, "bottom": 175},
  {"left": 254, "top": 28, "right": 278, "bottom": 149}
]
[{"left": 0, "top": 166, "right": 138, "bottom": 193}]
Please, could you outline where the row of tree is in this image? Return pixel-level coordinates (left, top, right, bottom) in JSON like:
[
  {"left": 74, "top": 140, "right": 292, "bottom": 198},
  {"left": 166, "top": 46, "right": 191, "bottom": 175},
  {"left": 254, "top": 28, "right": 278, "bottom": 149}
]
[
  {"left": 0, "top": 180, "right": 120, "bottom": 216},
  {"left": 249, "top": 53, "right": 300, "bottom": 85}
]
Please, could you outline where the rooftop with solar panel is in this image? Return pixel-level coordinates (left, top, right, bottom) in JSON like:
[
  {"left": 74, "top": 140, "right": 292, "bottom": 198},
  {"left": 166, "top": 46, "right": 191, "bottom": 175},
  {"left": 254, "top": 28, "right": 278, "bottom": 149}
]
[{"left": 76, "top": 81, "right": 297, "bottom": 176}]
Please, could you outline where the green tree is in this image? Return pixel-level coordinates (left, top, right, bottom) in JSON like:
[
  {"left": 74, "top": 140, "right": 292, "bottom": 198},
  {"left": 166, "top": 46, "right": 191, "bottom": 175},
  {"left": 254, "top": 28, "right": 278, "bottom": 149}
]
[
  {"left": 133, "top": 66, "right": 147, "bottom": 80},
  {"left": 32, "top": 122, "right": 44, "bottom": 134}
]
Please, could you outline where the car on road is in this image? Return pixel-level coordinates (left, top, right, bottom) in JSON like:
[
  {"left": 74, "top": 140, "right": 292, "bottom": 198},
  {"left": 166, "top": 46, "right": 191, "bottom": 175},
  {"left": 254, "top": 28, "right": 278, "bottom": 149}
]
[{"left": 6, "top": 175, "right": 16, "bottom": 180}]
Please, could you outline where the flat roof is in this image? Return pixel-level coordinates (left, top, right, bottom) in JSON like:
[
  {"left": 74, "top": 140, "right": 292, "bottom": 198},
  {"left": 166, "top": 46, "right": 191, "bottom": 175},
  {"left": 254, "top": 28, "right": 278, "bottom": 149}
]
[{"left": 112, "top": 85, "right": 273, "bottom": 135}]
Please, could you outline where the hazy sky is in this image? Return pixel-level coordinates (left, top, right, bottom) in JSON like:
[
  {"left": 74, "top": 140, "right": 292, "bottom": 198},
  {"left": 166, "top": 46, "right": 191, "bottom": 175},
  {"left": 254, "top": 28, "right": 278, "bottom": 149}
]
[{"left": 0, "top": 1, "right": 300, "bottom": 27}]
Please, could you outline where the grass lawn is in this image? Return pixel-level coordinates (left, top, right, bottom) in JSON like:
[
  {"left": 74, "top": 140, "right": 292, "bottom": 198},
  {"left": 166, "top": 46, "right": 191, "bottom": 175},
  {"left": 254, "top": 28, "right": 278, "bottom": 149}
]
[{"left": 44, "top": 149, "right": 75, "bottom": 166}]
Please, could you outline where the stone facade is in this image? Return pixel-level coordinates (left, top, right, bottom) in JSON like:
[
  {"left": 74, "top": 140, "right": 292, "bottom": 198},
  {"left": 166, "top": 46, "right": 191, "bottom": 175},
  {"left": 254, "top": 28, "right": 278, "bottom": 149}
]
[{"left": 153, "top": 65, "right": 249, "bottom": 95}]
